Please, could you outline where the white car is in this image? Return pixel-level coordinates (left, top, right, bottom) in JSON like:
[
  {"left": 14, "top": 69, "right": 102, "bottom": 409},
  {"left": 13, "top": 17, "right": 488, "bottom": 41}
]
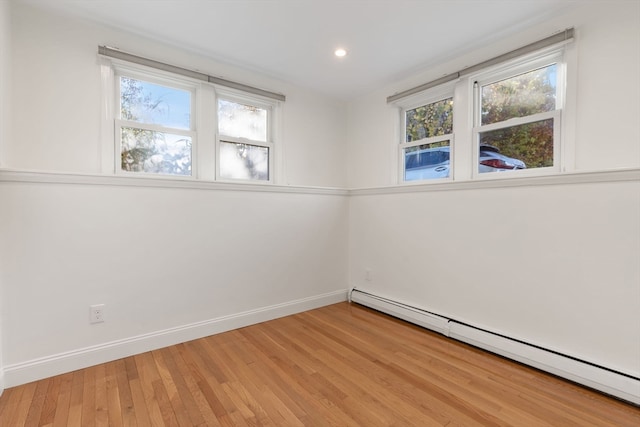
[
  {"left": 478, "top": 144, "right": 526, "bottom": 173},
  {"left": 405, "top": 145, "right": 525, "bottom": 181}
]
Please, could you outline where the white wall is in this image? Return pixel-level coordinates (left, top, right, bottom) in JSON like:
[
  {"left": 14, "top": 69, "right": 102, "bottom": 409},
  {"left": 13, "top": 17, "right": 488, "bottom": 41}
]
[
  {"left": 0, "top": 1, "right": 349, "bottom": 386},
  {"left": 0, "top": 0, "right": 10, "bottom": 394},
  {"left": 2, "top": 0, "right": 639, "bottom": 390},
  {"left": 0, "top": 175, "right": 348, "bottom": 383},
  {"left": 7, "top": 1, "right": 347, "bottom": 188},
  {"left": 0, "top": 0, "right": 9, "bottom": 167},
  {"left": 349, "top": 176, "right": 640, "bottom": 376},
  {"left": 348, "top": 1, "right": 640, "bottom": 379}
]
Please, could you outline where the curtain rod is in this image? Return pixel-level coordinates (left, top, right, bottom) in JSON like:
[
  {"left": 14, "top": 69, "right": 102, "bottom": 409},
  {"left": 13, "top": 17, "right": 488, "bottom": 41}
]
[
  {"left": 387, "top": 28, "right": 574, "bottom": 104},
  {"left": 98, "top": 46, "right": 286, "bottom": 102}
]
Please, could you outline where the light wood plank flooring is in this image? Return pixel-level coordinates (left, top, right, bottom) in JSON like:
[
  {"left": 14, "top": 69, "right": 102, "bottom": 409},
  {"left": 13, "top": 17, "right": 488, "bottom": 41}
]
[{"left": 0, "top": 302, "right": 638, "bottom": 426}]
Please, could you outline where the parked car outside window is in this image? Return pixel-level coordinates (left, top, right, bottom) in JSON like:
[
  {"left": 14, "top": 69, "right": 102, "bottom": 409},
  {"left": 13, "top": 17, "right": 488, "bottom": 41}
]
[{"left": 405, "top": 144, "right": 525, "bottom": 181}]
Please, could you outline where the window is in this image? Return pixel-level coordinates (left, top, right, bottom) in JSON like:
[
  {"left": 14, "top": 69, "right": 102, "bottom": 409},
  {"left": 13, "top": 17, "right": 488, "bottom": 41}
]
[
  {"left": 472, "top": 56, "right": 562, "bottom": 176},
  {"left": 400, "top": 95, "right": 454, "bottom": 182},
  {"left": 217, "top": 97, "right": 273, "bottom": 182},
  {"left": 117, "top": 75, "right": 195, "bottom": 176},
  {"left": 106, "top": 61, "right": 280, "bottom": 183},
  {"left": 395, "top": 45, "right": 568, "bottom": 184}
]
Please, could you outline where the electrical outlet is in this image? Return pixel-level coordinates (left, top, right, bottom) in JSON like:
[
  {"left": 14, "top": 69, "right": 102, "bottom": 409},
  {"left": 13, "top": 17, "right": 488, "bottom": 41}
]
[
  {"left": 365, "top": 269, "right": 372, "bottom": 282},
  {"left": 90, "top": 304, "right": 105, "bottom": 324}
]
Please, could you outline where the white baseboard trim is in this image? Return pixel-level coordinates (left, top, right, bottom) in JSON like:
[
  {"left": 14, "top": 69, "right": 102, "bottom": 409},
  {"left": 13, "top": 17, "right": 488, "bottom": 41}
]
[
  {"left": 3, "top": 289, "right": 347, "bottom": 388},
  {"left": 348, "top": 288, "right": 450, "bottom": 335},
  {"left": 449, "top": 323, "right": 640, "bottom": 405},
  {"left": 350, "top": 288, "right": 640, "bottom": 405}
]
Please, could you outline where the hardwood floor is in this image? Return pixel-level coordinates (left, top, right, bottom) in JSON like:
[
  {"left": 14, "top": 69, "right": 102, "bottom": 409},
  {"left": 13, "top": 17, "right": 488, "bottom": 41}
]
[{"left": 0, "top": 302, "right": 638, "bottom": 426}]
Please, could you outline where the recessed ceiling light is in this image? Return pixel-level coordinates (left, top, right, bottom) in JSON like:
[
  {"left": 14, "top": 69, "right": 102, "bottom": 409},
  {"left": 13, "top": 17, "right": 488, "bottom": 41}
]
[{"left": 334, "top": 48, "right": 347, "bottom": 58}]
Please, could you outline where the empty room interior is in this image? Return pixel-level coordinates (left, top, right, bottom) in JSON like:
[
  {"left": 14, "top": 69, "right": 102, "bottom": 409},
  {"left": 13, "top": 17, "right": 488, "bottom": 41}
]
[{"left": 0, "top": 0, "right": 639, "bottom": 425}]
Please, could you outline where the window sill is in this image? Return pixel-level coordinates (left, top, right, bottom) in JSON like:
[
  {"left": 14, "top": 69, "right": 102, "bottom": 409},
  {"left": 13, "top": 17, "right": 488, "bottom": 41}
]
[
  {"left": 350, "top": 168, "right": 640, "bottom": 196},
  {"left": 0, "top": 168, "right": 348, "bottom": 196},
  {"left": 1, "top": 168, "right": 637, "bottom": 196}
]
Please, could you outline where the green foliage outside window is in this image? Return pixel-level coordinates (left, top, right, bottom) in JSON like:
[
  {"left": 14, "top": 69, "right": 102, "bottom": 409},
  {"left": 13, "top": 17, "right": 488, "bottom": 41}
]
[
  {"left": 480, "top": 65, "right": 557, "bottom": 168},
  {"left": 480, "top": 120, "right": 554, "bottom": 168},
  {"left": 406, "top": 98, "right": 453, "bottom": 142}
]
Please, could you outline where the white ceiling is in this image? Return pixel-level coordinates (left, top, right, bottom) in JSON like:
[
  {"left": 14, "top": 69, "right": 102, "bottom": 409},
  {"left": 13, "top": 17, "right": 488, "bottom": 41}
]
[{"left": 20, "top": 0, "right": 575, "bottom": 99}]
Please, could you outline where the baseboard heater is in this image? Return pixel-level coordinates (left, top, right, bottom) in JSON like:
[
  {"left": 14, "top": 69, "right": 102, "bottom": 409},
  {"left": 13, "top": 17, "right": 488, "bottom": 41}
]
[{"left": 349, "top": 288, "right": 640, "bottom": 405}]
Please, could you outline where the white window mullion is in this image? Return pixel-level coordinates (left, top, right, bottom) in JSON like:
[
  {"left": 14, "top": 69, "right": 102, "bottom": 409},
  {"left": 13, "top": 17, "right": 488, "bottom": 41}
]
[
  {"left": 197, "top": 84, "right": 216, "bottom": 181},
  {"left": 100, "top": 59, "right": 116, "bottom": 174},
  {"left": 271, "top": 101, "right": 283, "bottom": 184}
]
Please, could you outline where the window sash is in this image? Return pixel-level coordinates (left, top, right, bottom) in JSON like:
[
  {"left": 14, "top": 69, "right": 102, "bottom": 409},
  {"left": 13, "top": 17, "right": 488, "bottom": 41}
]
[
  {"left": 216, "top": 135, "right": 274, "bottom": 183},
  {"left": 217, "top": 94, "right": 273, "bottom": 144},
  {"left": 116, "top": 121, "right": 196, "bottom": 177},
  {"left": 471, "top": 110, "right": 561, "bottom": 178},
  {"left": 116, "top": 71, "right": 197, "bottom": 130},
  {"left": 403, "top": 99, "right": 454, "bottom": 144},
  {"left": 471, "top": 51, "right": 564, "bottom": 127},
  {"left": 399, "top": 134, "right": 454, "bottom": 183}
]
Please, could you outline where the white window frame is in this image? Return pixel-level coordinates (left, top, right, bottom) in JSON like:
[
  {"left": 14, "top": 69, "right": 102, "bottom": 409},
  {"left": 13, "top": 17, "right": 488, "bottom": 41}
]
[
  {"left": 397, "top": 82, "right": 456, "bottom": 183},
  {"left": 114, "top": 66, "right": 198, "bottom": 178},
  {"left": 100, "top": 59, "right": 282, "bottom": 184},
  {"left": 214, "top": 88, "right": 276, "bottom": 184},
  {"left": 393, "top": 44, "right": 572, "bottom": 185},
  {"left": 470, "top": 49, "right": 566, "bottom": 180}
]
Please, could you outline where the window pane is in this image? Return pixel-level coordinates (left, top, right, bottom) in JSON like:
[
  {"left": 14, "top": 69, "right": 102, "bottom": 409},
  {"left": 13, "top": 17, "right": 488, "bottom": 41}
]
[
  {"left": 121, "top": 127, "right": 191, "bottom": 176},
  {"left": 404, "top": 140, "right": 450, "bottom": 181},
  {"left": 405, "top": 98, "right": 453, "bottom": 142},
  {"left": 479, "top": 118, "right": 553, "bottom": 173},
  {"left": 218, "top": 99, "right": 267, "bottom": 142},
  {"left": 120, "top": 77, "right": 191, "bottom": 129},
  {"left": 481, "top": 64, "right": 556, "bottom": 125},
  {"left": 220, "top": 141, "right": 269, "bottom": 181}
]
